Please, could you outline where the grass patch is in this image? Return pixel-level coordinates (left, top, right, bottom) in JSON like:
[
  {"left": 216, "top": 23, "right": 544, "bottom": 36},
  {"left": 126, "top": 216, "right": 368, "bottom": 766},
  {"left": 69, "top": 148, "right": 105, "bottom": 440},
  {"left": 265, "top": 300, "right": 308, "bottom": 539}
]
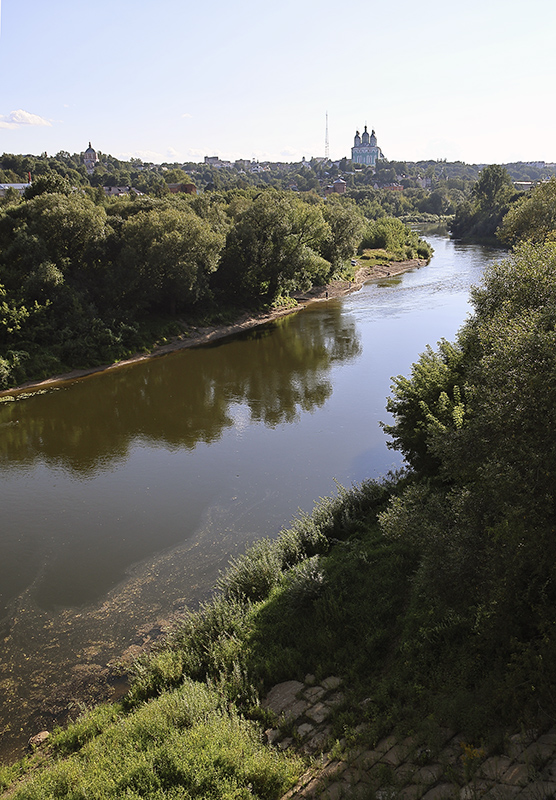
[
  {"left": 358, "top": 248, "right": 394, "bottom": 266},
  {"left": 7, "top": 681, "right": 303, "bottom": 800}
]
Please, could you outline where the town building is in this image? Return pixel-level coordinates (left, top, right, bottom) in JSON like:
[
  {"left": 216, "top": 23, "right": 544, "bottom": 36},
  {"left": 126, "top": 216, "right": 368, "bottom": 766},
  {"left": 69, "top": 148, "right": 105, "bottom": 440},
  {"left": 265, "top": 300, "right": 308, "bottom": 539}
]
[
  {"left": 351, "top": 126, "right": 385, "bottom": 167},
  {"left": 325, "top": 178, "right": 347, "bottom": 196},
  {"left": 167, "top": 182, "right": 197, "bottom": 194},
  {"left": 103, "top": 186, "right": 144, "bottom": 197},
  {"left": 83, "top": 142, "right": 99, "bottom": 174},
  {"left": 0, "top": 183, "right": 30, "bottom": 197},
  {"left": 204, "top": 156, "right": 233, "bottom": 168}
]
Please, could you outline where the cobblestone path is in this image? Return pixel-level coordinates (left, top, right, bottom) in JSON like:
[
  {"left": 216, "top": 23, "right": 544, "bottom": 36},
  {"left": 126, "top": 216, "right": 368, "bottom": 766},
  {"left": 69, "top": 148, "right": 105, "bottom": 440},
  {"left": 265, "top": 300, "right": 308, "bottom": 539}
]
[{"left": 263, "top": 677, "right": 556, "bottom": 800}]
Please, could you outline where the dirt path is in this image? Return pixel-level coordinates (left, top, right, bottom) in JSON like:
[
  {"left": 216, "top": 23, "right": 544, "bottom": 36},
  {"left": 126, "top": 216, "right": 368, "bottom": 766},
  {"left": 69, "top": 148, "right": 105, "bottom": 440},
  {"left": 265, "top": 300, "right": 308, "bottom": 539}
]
[{"left": 1, "top": 259, "right": 425, "bottom": 397}]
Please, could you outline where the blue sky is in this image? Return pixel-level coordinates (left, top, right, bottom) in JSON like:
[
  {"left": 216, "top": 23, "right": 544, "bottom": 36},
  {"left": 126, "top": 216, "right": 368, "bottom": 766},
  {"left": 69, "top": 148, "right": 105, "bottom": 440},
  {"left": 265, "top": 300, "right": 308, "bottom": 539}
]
[{"left": 1, "top": 0, "right": 555, "bottom": 165}]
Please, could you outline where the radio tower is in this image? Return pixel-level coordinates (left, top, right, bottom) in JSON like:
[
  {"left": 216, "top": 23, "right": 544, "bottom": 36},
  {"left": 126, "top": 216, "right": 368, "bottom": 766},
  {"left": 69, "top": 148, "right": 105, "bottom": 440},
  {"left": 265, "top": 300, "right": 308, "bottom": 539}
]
[{"left": 325, "top": 111, "right": 330, "bottom": 160}]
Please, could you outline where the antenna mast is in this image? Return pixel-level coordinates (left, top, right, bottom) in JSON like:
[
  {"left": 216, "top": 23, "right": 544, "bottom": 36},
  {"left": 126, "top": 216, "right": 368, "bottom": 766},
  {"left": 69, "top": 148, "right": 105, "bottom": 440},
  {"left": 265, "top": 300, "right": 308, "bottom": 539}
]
[{"left": 325, "top": 111, "right": 329, "bottom": 160}]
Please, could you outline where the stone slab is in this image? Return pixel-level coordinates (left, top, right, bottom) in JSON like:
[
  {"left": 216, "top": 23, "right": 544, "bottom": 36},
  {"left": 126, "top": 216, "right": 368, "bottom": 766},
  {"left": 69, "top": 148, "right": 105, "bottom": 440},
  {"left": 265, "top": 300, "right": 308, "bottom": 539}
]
[
  {"left": 383, "top": 744, "right": 407, "bottom": 767},
  {"left": 398, "top": 785, "right": 425, "bottom": 800},
  {"left": 519, "top": 780, "right": 556, "bottom": 800},
  {"left": 353, "top": 749, "right": 383, "bottom": 770},
  {"left": 501, "top": 763, "right": 530, "bottom": 787},
  {"left": 306, "top": 702, "right": 331, "bottom": 724},
  {"left": 263, "top": 680, "right": 304, "bottom": 715},
  {"left": 288, "top": 699, "right": 310, "bottom": 719},
  {"left": 481, "top": 787, "right": 522, "bottom": 800},
  {"left": 459, "top": 781, "right": 490, "bottom": 800},
  {"left": 320, "top": 783, "right": 345, "bottom": 800},
  {"left": 421, "top": 783, "right": 457, "bottom": 800},
  {"left": 479, "top": 756, "right": 512, "bottom": 781},
  {"left": 412, "top": 763, "right": 444, "bottom": 786},
  {"left": 518, "top": 741, "right": 555, "bottom": 765},
  {"left": 304, "top": 686, "right": 326, "bottom": 703}
]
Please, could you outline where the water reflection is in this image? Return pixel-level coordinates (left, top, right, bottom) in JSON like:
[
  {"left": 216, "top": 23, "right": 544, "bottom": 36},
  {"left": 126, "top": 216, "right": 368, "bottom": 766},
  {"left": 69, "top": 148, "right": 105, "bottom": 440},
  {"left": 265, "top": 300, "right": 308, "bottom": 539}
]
[
  {"left": 0, "top": 306, "right": 361, "bottom": 474},
  {"left": 0, "top": 304, "right": 362, "bottom": 621}
]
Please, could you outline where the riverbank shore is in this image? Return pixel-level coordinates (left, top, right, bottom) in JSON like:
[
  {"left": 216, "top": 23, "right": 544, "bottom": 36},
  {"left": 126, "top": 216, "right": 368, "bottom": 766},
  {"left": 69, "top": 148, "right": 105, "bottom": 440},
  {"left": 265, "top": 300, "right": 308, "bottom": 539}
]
[{"left": 1, "top": 259, "right": 425, "bottom": 397}]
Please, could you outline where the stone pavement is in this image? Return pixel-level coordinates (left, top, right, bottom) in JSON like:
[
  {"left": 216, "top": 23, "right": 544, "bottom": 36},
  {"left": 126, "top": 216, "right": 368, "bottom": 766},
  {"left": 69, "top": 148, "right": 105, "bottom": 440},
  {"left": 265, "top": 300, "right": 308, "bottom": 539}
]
[{"left": 263, "top": 677, "right": 556, "bottom": 800}]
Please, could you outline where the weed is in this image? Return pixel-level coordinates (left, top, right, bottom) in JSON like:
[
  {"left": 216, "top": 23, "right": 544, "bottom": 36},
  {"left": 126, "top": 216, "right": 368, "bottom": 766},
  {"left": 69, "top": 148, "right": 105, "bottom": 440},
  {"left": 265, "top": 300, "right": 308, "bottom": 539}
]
[{"left": 0, "top": 761, "right": 20, "bottom": 792}]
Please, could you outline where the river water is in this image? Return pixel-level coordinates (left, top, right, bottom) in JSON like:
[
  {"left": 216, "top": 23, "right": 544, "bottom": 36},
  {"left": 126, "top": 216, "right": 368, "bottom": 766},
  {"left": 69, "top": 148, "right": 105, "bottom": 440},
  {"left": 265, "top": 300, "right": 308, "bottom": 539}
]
[{"left": 0, "top": 233, "right": 503, "bottom": 760}]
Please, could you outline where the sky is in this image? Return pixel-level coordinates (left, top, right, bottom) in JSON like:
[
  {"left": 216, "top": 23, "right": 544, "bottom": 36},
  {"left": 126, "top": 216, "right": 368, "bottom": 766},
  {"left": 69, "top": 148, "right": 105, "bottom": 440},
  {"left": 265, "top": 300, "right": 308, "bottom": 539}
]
[{"left": 1, "top": 0, "right": 555, "bottom": 166}]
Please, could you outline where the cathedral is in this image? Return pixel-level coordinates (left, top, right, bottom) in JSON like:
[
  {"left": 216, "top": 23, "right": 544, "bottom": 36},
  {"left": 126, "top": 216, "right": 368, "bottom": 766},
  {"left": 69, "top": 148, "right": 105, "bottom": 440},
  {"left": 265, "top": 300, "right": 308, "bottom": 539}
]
[{"left": 351, "top": 126, "right": 385, "bottom": 167}]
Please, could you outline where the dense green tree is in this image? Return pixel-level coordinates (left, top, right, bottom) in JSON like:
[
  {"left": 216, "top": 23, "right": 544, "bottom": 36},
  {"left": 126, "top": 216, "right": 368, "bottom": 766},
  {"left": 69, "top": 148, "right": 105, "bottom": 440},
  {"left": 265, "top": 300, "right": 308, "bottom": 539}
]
[
  {"left": 188, "top": 191, "right": 234, "bottom": 236},
  {"left": 163, "top": 168, "right": 191, "bottom": 184},
  {"left": 213, "top": 192, "right": 331, "bottom": 304},
  {"left": 0, "top": 187, "right": 21, "bottom": 207},
  {"left": 418, "top": 188, "right": 451, "bottom": 216},
  {"left": 498, "top": 176, "right": 556, "bottom": 245},
  {"left": 450, "top": 165, "right": 516, "bottom": 241},
  {"left": 382, "top": 338, "right": 465, "bottom": 476},
  {"left": 117, "top": 206, "right": 222, "bottom": 314},
  {"left": 472, "top": 164, "right": 513, "bottom": 207},
  {"left": 0, "top": 168, "right": 22, "bottom": 183},
  {"left": 23, "top": 171, "right": 73, "bottom": 199},
  {"left": 320, "top": 198, "right": 365, "bottom": 269},
  {"left": 0, "top": 192, "right": 107, "bottom": 297},
  {"left": 359, "top": 216, "right": 432, "bottom": 260}
]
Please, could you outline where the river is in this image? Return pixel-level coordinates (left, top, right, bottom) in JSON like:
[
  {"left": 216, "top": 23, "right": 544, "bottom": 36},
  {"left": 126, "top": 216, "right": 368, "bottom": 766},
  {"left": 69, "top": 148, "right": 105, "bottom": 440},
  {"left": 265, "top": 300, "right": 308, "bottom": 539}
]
[{"left": 0, "top": 232, "right": 503, "bottom": 760}]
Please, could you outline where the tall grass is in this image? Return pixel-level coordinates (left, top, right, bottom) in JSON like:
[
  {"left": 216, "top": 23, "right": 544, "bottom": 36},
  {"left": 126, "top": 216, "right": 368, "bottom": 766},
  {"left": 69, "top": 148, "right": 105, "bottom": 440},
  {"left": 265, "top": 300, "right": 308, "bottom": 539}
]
[{"left": 9, "top": 680, "right": 303, "bottom": 800}]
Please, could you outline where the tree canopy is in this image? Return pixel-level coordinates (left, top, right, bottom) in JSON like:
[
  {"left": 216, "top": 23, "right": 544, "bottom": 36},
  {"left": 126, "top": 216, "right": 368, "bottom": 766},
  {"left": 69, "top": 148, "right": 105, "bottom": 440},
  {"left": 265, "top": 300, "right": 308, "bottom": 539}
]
[
  {"left": 450, "top": 164, "right": 517, "bottom": 241},
  {"left": 498, "top": 176, "right": 556, "bottom": 245},
  {"left": 0, "top": 186, "right": 427, "bottom": 388},
  {"left": 212, "top": 192, "right": 361, "bottom": 304}
]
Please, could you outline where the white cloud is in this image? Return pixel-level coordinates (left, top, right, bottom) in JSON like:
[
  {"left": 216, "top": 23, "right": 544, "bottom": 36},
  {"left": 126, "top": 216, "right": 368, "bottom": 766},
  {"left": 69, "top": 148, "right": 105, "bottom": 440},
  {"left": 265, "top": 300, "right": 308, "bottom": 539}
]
[
  {"left": 181, "top": 113, "right": 193, "bottom": 119},
  {"left": 185, "top": 147, "right": 207, "bottom": 159},
  {"left": 115, "top": 149, "right": 168, "bottom": 163},
  {"left": 0, "top": 109, "right": 52, "bottom": 129}
]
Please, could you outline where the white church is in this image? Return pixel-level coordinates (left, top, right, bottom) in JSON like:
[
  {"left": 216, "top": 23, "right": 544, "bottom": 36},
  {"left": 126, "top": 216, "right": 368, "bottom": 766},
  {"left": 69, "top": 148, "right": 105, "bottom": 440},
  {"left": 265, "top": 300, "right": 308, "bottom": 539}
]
[{"left": 351, "top": 126, "right": 385, "bottom": 167}]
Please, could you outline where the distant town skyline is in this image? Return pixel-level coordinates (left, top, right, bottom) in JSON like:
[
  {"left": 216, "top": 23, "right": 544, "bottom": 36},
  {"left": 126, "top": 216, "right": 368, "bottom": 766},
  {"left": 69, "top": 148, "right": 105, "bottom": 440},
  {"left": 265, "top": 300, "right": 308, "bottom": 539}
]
[{"left": 1, "top": 0, "right": 555, "bottom": 166}]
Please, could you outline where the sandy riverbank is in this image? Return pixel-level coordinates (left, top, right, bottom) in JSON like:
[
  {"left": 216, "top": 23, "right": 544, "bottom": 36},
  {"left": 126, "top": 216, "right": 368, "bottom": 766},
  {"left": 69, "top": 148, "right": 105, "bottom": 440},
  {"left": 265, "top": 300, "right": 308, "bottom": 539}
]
[{"left": 1, "top": 259, "right": 425, "bottom": 397}]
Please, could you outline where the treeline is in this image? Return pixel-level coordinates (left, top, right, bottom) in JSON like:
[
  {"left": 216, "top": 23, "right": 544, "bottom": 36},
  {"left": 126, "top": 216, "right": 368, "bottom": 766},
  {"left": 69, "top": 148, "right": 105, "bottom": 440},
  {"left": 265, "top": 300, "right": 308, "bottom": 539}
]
[
  {"left": 3, "top": 150, "right": 555, "bottom": 225},
  {"left": 0, "top": 181, "right": 432, "bottom": 389},
  {"left": 0, "top": 150, "right": 178, "bottom": 196},
  {"left": 450, "top": 164, "right": 556, "bottom": 243}
]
